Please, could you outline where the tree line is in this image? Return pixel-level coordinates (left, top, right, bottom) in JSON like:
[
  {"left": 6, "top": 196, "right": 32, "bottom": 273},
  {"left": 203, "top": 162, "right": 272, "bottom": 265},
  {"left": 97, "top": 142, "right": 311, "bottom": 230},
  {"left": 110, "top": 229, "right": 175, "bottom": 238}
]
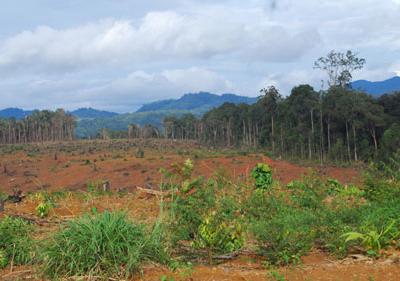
[
  {"left": 0, "top": 109, "right": 75, "bottom": 144},
  {"left": 163, "top": 51, "right": 400, "bottom": 162}
]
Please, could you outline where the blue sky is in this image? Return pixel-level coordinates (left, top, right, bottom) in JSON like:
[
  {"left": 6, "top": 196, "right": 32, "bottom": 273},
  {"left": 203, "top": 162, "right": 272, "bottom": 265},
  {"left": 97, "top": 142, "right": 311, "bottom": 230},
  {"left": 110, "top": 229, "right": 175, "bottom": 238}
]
[{"left": 0, "top": 0, "right": 399, "bottom": 112}]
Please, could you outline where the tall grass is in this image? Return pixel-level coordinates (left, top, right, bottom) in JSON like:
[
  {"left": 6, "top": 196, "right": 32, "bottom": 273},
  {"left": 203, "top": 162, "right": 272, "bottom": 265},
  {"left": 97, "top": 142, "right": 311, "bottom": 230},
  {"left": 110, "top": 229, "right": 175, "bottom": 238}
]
[
  {"left": 0, "top": 216, "right": 34, "bottom": 268},
  {"left": 41, "top": 211, "right": 170, "bottom": 279}
]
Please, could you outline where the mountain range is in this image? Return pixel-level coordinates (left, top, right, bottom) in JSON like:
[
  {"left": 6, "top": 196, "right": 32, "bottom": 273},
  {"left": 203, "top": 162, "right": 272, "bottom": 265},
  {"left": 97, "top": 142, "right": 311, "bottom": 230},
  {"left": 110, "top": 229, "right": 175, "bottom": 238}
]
[
  {"left": 76, "top": 92, "right": 258, "bottom": 138},
  {"left": 351, "top": 76, "right": 400, "bottom": 96},
  {"left": 1, "top": 76, "right": 399, "bottom": 138},
  {"left": 137, "top": 92, "right": 257, "bottom": 113},
  {"left": 0, "top": 107, "right": 119, "bottom": 120}
]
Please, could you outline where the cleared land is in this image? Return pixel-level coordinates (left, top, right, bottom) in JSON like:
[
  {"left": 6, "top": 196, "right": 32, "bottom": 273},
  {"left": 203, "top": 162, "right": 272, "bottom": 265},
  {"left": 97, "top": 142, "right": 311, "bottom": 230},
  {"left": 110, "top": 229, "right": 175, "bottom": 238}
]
[{"left": 1, "top": 140, "right": 399, "bottom": 281}]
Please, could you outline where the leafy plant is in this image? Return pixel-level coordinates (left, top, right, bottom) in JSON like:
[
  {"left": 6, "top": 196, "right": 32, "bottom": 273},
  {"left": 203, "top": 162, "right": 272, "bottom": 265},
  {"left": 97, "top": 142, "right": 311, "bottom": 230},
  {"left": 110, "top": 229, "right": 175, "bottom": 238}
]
[
  {"left": 268, "top": 271, "right": 286, "bottom": 281},
  {"left": 193, "top": 212, "right": 244, "bottom": 263},
  {"left": 252, "top": 206, "right": 317, "bottom": 265},
  {"left": 251, "top": 163, "right": 273, "bottom": 190},
  {"left": 342, "top": 220, "right": 398, "bottom": 256},
  {"left": 36, "top": 202, "right": 51, "bottom": 218}
]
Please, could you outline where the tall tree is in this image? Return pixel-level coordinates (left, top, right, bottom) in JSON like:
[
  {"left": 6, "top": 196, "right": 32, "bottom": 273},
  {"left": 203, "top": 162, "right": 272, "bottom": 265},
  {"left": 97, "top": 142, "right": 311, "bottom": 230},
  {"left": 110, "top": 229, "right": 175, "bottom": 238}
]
[
  {"left": 314, "top": 50, "right": 365, "bottom": 87},
  {"left": 259, "top": 86, "right": 282, "bottom": 154}
]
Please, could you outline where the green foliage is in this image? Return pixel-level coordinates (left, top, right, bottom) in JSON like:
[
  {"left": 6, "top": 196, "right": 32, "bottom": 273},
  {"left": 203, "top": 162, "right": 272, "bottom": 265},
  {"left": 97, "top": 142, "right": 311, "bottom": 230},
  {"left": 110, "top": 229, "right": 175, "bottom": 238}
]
[
  {"left": 167, "top": 160, "right": 244, "bottom": 262},
  {"left": 251, "top": 206, "right": 318, "bottom": 265},
  {"left": 342, "top": 220, "right": 399, "bottom": 256},
  {"left": 193, "top": 212, "right": 244, "bottom": 263},
  {"left": 0, "top": 216, "right": 34, "bottom": 268},
  {"left": 251, "top": 163, "right": 273, "bottom": 190},
  {"left": 268, "top": 271, "right": 286, "bottom": 281},
  {"left": 41, "top": 211, "right": 170, "bottom": 279},
  {"left": 36, "top": 202, "right": 51, "bottom": 218},
  {"left": 363, "top": 159, "right": 400, "bottom": 202}
]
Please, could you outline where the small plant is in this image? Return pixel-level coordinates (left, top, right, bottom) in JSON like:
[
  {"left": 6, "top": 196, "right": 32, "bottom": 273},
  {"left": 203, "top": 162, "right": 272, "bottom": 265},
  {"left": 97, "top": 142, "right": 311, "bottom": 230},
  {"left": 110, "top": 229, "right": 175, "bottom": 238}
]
[
  {"left": 160, "top": 275, "right": 175, "bottom": 281},
  {"left": 136, "top": 148, "right": 145, "bottom": 158},
  {"left": 342, "top": 220, "right": 398, "bottom": 256},
  {"left": 251, "top": 163, "right": 273, "bottom": 190},
  {"left": 182, "top": 159, "right": 194, "bottom": 179},
  {"left": 269, "top": 271, "right": 286, "bottom": 281},
  {"left": 193, "top": 212, "right": 244, "bottom": 263},
  {"left": 36, "top": 202, "right": 51, "bottom": 218}
]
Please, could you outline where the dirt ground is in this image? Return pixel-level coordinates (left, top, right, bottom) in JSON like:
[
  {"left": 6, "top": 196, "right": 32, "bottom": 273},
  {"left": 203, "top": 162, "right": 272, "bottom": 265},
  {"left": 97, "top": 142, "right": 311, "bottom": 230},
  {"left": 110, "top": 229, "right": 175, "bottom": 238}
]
[
  {"left": 0, "top": 140, "right": 359, "bottom": 194},
  {"left": 2, "top": 140, "right": 396, "bottom": 281}
]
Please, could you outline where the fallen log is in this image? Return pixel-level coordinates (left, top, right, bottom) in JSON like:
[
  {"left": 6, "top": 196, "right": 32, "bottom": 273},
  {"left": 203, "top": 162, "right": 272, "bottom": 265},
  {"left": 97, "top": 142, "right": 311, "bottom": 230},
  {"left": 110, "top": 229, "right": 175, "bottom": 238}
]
[{"left": 136, "top": 186, "right": 173, "bottom": 196}]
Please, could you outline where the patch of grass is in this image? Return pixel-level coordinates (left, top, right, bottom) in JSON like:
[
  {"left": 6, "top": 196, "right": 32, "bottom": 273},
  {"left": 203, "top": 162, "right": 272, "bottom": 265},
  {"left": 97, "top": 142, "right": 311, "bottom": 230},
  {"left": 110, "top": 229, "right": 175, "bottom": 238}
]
[
  {"left": 40, "top": 211, "right": 170, "bottom": 279},
  {"left": 0, "top": 216, "right": 35, "bottom": 269}
]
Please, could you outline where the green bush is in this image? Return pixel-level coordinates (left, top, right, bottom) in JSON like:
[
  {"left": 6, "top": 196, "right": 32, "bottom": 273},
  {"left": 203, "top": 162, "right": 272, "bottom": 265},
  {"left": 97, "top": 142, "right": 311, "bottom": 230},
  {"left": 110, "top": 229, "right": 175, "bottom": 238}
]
[
  {"left": 0, "top": 216, "right": 34, "bottom": 269},
  {"left": 251, "top": 207, "right": 318, "bottom": 265},
  {"left": 363, "top": 172, "right": 400, "bottom": 202},
  {"left": 251, "top": 163, "right": 273, "bottom": 190},
  {"left": 169, "top": 174, "right": 244, "bottom": 261},
  {"left": 342, "top": 220, "right": 398, "bottom": 256},
  {"left": 41, "top": 211, "right": 170, "bottom": 279},
  {"left": 193, "top": 212, "right": 244, "bottom": 263}
]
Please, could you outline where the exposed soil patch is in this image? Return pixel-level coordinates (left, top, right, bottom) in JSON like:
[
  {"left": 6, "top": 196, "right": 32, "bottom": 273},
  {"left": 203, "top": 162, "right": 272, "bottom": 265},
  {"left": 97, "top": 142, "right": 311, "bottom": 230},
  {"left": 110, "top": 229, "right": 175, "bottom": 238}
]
[{"left": 0, "top": 140, "right": 360, "bottom": 194}]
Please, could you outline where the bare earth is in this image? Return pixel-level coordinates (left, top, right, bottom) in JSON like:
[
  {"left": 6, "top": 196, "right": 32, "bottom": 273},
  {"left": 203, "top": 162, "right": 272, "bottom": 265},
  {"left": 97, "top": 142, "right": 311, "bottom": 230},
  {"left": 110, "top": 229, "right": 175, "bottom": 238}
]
[{"left": 2, "top": 140, "right": 398, "bottom": 281}]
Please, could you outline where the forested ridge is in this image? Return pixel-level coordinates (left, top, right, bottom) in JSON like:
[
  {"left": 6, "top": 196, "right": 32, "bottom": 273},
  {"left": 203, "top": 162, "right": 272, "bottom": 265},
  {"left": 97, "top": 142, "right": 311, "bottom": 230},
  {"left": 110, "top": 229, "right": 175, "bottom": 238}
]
[
  {"left": 163, "top": 51, "right": 400, "bottom": 162},
  {"left": 0, "top": 109, "right": 75, "bottom": 144}
]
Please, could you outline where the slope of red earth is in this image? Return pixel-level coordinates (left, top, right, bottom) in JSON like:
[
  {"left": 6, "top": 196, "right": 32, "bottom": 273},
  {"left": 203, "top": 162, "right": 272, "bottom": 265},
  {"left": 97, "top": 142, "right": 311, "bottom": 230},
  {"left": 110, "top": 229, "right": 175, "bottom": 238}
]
[{"left": 0, "top": 140, "right": 360, "bottom": 194}]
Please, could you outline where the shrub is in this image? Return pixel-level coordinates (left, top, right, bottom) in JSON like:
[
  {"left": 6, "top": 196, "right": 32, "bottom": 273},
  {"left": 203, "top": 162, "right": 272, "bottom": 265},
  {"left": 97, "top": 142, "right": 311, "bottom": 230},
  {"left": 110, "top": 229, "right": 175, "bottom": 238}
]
[
  {"left": 41, "top": 211, "right": 170, "bottom": 279},
  {"left": 168, "top": 171, "right": 244, "bottom": 262},
  {"left": 363, "top": 171, "right": 400, "bottom": 202},
  {"left": 251, "top": 163, "right": 273, "bottom": 190},
  {"left": 0, "top": 216, "right": 34, "bottom": 268},
  {"left": 251, "top": 207, "right": 318, "bottom": 265},
  {"left": 193, "top": 212, "right": 244, "bottom": 263},
  {"left": 342, "top": 220, "right": 398, "bottom": 256}
]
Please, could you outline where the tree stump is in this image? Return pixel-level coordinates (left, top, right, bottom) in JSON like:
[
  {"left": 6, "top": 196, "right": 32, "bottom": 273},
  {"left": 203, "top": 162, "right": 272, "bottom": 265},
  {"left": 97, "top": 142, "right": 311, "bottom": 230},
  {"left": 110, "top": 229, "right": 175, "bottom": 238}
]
[{"left": 102, "top": 181, "right": 111, "bottom": 192}]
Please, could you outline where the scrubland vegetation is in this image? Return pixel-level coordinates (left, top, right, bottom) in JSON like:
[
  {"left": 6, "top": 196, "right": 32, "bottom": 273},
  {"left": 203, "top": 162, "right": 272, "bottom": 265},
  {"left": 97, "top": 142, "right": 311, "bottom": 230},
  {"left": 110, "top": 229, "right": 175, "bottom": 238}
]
[{"left": 0, "top": 147, "right": 399, "bottom": 280}]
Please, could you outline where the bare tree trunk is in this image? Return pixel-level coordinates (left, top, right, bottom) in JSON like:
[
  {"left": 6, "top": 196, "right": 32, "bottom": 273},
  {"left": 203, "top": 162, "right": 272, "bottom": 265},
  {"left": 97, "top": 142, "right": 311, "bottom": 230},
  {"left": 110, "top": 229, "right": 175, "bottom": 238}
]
[
  {"left": 352, "top": 123, "right": 358, "bottom": 161},
  {"left": 271, "top": 115, "right": 275, "bottom": 154},
  {"left": 346, "top": 121, "right": 351, "bottom": 161}
]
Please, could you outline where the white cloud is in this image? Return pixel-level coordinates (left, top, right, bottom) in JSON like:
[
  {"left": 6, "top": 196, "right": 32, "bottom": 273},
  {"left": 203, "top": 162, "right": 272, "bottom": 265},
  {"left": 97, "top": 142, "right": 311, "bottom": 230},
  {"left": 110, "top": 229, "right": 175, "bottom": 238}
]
[
  {"left": 0, "top": 0, "right": 400, "bottom": 110},
  {"left": 0, "top": 8, "right": 320, "bottom": 72},
  {"left": 0, "top": 67, "right": 234, "bottom": 112}
]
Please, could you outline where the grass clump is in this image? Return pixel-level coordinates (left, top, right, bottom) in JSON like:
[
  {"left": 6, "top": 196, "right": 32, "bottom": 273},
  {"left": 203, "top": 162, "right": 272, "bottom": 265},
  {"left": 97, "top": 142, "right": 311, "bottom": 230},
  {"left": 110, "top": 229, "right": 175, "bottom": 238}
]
[
  {"left": 41, "top": 211, "right": 170, "bottom": 279},
  {"left": 0, "top": 216, "right": 34, "bottom": 269}
]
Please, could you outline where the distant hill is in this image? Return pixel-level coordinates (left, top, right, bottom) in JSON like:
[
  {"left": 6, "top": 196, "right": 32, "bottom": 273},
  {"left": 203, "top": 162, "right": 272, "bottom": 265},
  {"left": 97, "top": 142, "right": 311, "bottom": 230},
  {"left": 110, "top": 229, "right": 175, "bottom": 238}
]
[
  {"left": 351, "top": 76, "right": 400, "bottom": 96},
  {"left": 76, "top": 92, "right": 258, "bottom": 138},
  {"left": 0, "top": 107, "right": 118, "bottom": 120},
  {"left": 137, "top": 92, "right": 258, "bottom": 113},
  {"left": 75, "top": 110, "right": 192, "bottom": 138},
  {"left": 70, "top": 108, "right": 119, "bottom": 119},
  {"left": 0, "top": 108, "right": 33, "bottom": 119}
]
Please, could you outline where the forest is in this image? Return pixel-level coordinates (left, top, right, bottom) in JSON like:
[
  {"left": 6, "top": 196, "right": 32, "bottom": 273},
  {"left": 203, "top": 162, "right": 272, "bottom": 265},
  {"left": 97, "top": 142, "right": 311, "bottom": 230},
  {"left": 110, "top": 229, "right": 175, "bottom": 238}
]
[
  {"left": 0, "top": 109, "right": 75, "bottom": 144},
  {"left": 163, "top": 51, "right": 400, "bottom": 162}
]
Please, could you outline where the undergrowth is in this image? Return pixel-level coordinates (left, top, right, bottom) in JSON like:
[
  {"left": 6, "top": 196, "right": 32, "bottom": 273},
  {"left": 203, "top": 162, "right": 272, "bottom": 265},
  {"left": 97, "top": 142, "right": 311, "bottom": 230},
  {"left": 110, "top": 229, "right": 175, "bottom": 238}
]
[{"left": 40, "top": 211, "right": 170, "bottom": 279}]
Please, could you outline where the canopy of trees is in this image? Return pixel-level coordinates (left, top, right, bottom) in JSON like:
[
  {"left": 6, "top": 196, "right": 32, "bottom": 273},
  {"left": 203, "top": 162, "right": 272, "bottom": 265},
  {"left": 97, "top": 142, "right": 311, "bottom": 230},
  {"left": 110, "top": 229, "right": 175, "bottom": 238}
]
[
  {"left": 0, "top": 109, "right": 75, "bottom": 144},
  {"left": 163, "top": 88, "right": 399, "bottom": 162}
]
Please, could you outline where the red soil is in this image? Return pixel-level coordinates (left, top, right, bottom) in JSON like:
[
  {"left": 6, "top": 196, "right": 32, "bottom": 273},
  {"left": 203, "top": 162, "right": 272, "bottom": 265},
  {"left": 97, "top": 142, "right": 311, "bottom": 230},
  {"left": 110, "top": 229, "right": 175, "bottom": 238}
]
[{"left": 0, "top": 143, "right": 360, "bottom": 194}]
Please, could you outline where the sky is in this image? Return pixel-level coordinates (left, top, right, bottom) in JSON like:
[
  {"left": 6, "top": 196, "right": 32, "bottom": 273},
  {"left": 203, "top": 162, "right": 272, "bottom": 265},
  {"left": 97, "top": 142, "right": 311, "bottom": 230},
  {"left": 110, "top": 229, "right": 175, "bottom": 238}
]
[{"left": 0, "top": 0, "right": 399, "bottom": 113}]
